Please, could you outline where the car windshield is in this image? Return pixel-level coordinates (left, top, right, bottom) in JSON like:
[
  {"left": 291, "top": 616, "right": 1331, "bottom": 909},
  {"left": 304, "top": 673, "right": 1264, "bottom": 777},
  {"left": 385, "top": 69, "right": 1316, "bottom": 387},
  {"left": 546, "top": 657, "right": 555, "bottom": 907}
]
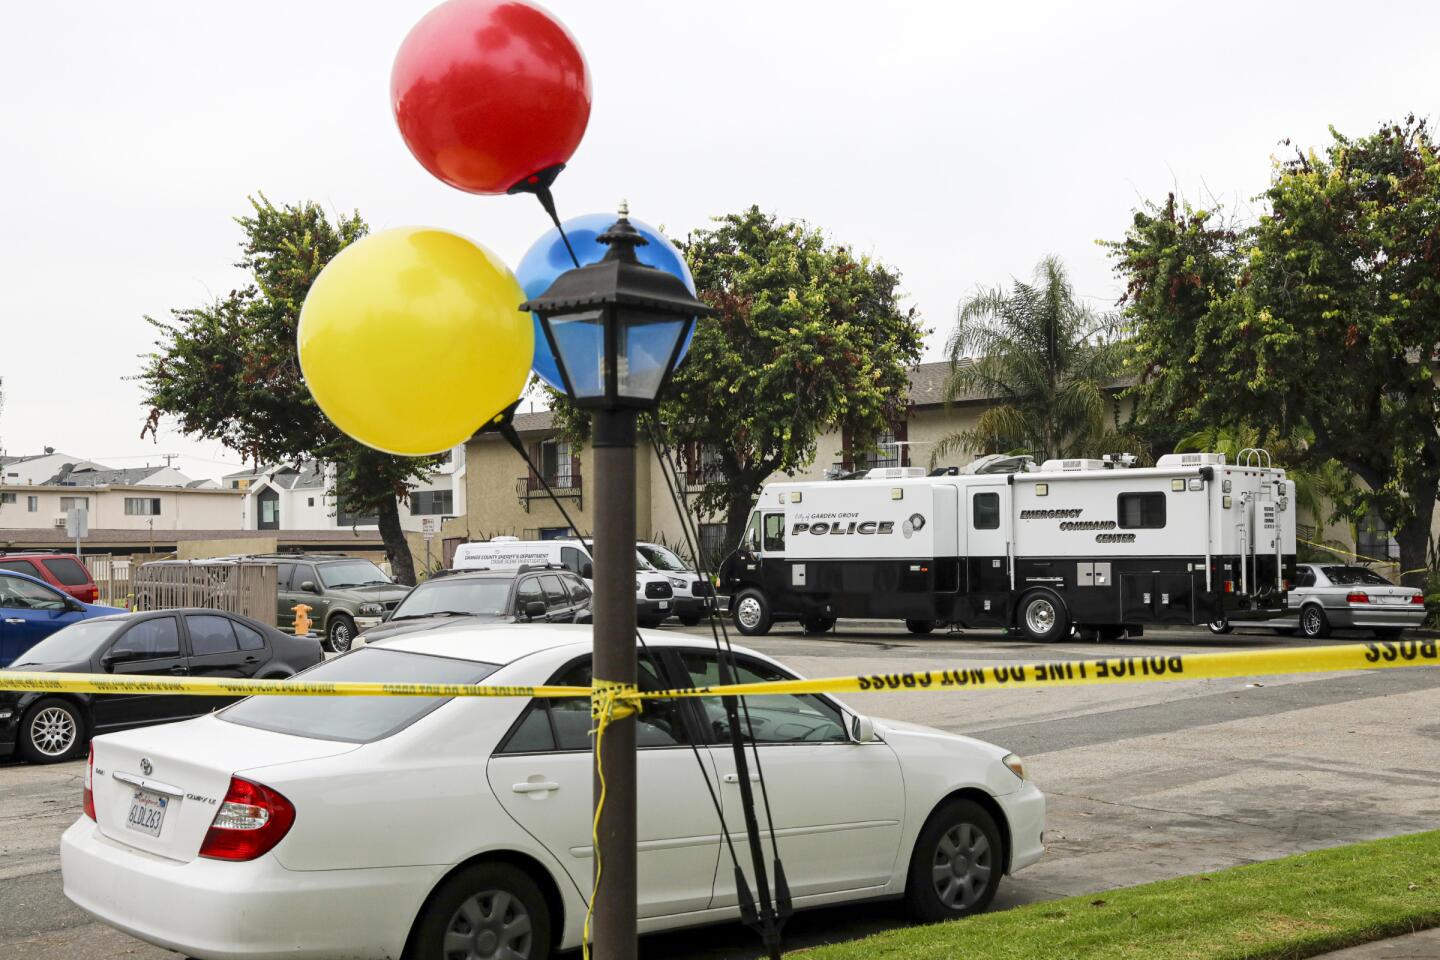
[
  {"left": 219, "top": 648, "right": 498, "bottom": 743},
  {"left": 317, "top": 559, "right": 392, "bottom": 589},
  {"left": 10, "top": 619, "right": 125, "bottom": 666},
  {"left": 1321, "top": 566, "right": 1393, "bottom": 586},
  {"left": 638, "top": 544, "right": 688, "bottom": 572},
  {"left": 392, "top": 578, "right": 512, "bottom": 619}
]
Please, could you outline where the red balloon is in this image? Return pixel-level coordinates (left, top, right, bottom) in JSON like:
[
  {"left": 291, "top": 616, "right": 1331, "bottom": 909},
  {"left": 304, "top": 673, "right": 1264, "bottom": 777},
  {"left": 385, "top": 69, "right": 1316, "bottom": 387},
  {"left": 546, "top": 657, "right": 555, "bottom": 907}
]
[{"left": 391, "top": 0, "right": 592, "bottom": 195}]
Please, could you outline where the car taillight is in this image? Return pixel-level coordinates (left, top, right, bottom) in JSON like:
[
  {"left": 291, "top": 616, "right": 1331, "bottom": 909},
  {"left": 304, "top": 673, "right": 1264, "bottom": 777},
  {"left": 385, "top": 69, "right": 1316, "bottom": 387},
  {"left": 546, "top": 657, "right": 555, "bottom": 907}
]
[
  {"left": 1412, "top": 594, "right": 1426, "bottom": 605},
  {"left": 199, "top": 776, "right": 295, "bottom": 861},
  {"left": 83, "top": 745, "right": 95, "bottom": 820},
  {"left": 1346, "top": 592, "right": 1369, "bottom": 604}
]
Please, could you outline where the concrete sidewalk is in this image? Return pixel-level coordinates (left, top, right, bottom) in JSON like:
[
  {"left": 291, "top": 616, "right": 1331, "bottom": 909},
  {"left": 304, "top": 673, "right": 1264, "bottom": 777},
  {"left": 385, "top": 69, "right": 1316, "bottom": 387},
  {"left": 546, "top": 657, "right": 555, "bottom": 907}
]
[{"left": 1315, "top": 928, "right": 1440, "bottom": 958}]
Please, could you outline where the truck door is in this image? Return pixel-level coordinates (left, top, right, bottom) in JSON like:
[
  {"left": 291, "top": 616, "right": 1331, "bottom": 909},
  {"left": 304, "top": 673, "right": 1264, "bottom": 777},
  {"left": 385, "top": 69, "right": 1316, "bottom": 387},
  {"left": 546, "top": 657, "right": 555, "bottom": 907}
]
[{"left": 964, "top": 481, "right": 1010, "bottom": 594}]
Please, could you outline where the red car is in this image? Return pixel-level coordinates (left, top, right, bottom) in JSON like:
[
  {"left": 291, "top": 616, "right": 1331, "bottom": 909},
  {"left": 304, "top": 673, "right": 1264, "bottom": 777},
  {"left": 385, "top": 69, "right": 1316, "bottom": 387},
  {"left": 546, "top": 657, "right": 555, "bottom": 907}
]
[{"left": 0, "top": 552, "right": 100, "bottom": 603}]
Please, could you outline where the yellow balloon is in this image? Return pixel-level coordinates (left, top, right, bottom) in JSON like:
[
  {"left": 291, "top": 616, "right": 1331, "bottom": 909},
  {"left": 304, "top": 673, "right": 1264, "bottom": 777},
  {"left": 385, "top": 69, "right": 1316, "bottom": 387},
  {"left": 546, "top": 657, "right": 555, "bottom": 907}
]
[{"left": 297, "top": 227, "right": 531, "bottom": 456}]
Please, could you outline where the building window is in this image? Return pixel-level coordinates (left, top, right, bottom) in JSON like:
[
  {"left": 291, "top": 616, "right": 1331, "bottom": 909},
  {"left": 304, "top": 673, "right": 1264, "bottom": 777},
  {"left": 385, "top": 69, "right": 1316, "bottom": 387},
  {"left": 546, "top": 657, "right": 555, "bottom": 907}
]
[
  {"left": 1357, "top": 509, "right": 1399, "bottom": 561},
  {"left": 541, "top": 439, "right": 573, "bottom": 486},
  {"left": 682, "top": 443, "right": 725, "bottom": 486},
  {"left": 410, "top": 490, "right": 455, "bottom": 515},
  {"left": 845, "top": 421, "right": 909, "bottom": 471},
  {"left": 27, "top": 495, "right": 38, "bottom": 512},
  {"left": 865, "top": 428, "right": 901, "bottom": 469},
  {"left": 125, "top": 497, "right": 163, "bottom": 516},
  {"left": 1117, "top": 492, "right": 1166, "bottom": 529},
  {"left": 232, "top": 478, "right": 251, "bottom": 490},
  {"left": 0, "top": 492, "right": 14, "bottom": 505},
  {"left": 59, "top": 496, "right": 89, "bottom": 511}
]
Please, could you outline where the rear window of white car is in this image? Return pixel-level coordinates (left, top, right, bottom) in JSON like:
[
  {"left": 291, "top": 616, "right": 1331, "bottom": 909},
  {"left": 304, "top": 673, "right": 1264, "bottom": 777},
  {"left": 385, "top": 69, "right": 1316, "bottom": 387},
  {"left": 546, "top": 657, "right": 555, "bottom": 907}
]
[{"left": 218, "top": 648, "right": 499, "bottom": 743}]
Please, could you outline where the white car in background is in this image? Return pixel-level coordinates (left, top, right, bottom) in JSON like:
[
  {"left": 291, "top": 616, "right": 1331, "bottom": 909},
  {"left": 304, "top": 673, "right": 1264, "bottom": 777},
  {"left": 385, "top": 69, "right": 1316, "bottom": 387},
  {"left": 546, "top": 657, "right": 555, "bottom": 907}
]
[
  {"left": 637, "top": 540, "right": 717, "bottom": 626},
  {"left": 61, "top": 625, "right": 1044, "bottom": 960}
]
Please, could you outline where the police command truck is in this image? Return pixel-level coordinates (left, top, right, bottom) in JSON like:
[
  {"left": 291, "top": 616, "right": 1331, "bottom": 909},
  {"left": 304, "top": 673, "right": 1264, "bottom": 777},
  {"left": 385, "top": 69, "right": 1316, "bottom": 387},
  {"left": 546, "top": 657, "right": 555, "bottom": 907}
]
[{"left": 718, "top": 451, "right": 1296, "bottom": 640}]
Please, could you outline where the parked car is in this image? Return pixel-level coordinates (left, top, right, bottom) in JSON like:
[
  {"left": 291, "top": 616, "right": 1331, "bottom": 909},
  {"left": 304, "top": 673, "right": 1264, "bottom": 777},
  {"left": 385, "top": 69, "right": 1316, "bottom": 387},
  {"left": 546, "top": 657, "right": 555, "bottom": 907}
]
[
  {"left": 1211, "top": 563, "right": 1425, "bottom": 638},
  {"left": 637, "top": 541, "right": 716, "bottom": 626},
  {"left": 0, "top": 551, "right": 101, "bottom": 603},
  {"left": 140, "top": 555, "right": 411, "bottom": 653},
  {"left": 0, "top": 608, "right": 322, "bottom": 764},
  {"left": 0, "top": 570, "right": 125, "bottom": 668},
  {"left": 354, "top": 566, "right": 592, "bottom": 647},
  {"left": 453, "top": 538, "right": 675, "bottom": 626},
  {"left": 60, "top": 624, "right": 1043, "bottom": 960}
]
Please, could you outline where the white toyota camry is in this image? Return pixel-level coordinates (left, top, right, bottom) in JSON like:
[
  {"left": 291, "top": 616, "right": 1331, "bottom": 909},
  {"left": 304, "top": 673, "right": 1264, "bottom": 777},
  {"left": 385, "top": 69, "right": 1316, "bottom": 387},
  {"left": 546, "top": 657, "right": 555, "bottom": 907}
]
[{"left": 61, "top": 625, "right": 1045, "bottom": 960}]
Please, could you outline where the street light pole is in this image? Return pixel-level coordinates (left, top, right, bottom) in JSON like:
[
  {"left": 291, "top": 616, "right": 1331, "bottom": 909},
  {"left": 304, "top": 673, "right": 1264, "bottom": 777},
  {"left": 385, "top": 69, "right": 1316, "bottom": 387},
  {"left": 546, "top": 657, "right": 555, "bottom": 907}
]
[{"left": 590, "top": 409, "right": 638, "bottom": 960}]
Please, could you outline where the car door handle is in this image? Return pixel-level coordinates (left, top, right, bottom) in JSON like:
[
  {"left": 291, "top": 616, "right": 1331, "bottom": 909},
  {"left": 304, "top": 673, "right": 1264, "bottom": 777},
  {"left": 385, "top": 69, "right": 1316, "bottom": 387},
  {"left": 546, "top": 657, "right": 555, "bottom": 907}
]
[
  {"left": 512, "top": 781, "right": 560, "bottom": 794},
  {"left": 3, "top": 618, "right": 24, "bottom": 624},
  {"left": 168, "top": 665, "right": 188, "bottom": 675},
  {"left": 722, "top": 773, "right": 760, "bottom": 784},
  {"left": 243, "top": 656, "right": 260, "bottom": 663}
]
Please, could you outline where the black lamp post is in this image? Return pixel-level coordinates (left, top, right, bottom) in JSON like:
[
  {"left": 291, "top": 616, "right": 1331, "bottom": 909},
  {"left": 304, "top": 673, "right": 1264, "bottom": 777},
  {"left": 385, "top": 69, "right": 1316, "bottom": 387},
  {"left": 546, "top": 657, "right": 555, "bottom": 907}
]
[{"left": 521, "top": 204, "right": 713, "bottom": 960}]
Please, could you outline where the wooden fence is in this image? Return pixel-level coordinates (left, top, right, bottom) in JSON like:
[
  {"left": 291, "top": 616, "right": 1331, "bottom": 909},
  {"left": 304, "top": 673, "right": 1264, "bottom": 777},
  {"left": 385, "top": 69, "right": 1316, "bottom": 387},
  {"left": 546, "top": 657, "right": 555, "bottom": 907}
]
[{"left": 132, "top": 562, "right": 278, "bottom": 626}]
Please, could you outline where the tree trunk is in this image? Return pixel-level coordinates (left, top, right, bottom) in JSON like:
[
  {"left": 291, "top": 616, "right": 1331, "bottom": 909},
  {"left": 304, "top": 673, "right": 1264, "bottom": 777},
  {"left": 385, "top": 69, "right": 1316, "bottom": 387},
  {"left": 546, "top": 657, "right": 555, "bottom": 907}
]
[
  {"left": 377, "top": 497, "right": 417, "bottom": 586},
  {"left": 1394, "top": 494, "right": 1435, "bottom": 590},
  {"left": 724, "top": 481, "right": 759, "bottom": 549}
]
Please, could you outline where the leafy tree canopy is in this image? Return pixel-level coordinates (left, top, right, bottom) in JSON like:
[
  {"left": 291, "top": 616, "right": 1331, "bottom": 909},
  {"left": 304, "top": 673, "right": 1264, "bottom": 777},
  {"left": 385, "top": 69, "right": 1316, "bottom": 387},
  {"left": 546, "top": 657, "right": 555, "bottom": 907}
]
[{"left": 137, "top": 195, "right": 441, "bottom": 584}]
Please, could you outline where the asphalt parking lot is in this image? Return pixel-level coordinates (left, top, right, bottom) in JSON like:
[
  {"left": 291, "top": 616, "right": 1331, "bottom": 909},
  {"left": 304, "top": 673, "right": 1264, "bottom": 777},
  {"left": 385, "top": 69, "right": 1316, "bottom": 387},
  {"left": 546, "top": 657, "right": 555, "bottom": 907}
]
[{"left": 4, "top": 622, "right": 1438, "bottom": 959}]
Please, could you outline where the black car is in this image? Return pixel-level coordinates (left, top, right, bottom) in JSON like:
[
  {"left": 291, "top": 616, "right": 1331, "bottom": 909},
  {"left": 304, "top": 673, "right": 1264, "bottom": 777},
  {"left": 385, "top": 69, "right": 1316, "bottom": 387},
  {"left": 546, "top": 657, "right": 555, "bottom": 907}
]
[
  {"left": 355, "top": 566, "right": 592, "bottom": 648},
  {"left": 0, "top": 608, "right": 323, "bottom": 764}
]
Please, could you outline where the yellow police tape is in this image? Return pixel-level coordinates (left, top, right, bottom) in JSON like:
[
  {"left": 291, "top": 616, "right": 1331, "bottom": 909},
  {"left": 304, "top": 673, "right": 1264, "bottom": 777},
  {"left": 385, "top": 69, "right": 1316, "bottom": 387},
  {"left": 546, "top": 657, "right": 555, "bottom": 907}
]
[{"left": 1, "top": 639, "right": 1436, "bottom": 702}]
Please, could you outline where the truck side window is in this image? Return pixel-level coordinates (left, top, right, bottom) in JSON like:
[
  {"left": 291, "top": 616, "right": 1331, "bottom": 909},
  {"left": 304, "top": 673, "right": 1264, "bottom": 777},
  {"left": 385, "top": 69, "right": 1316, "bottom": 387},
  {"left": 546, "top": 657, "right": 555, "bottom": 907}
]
[
  {"left": 560, "top": 546, "right": 586, "bottom": 575},
  {"left": 741, "top": 512, "right": 761, "bottom": 551},
  {"left": 762, "top": 513, "right": 786, "bottom": 552},
  {"left": 972, "top": 492, "right": 1000, "bottom": 530},
  {"left": 1117, "top": 492, "right": 1166, "bottom": 529}
]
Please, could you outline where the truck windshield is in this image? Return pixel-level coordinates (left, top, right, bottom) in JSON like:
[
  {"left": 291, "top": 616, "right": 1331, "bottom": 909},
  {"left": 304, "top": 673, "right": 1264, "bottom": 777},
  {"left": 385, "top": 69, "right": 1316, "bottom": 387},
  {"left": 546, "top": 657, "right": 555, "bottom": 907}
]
[{"left": 318, "top": 559, "right": 392, "bottom": 588}]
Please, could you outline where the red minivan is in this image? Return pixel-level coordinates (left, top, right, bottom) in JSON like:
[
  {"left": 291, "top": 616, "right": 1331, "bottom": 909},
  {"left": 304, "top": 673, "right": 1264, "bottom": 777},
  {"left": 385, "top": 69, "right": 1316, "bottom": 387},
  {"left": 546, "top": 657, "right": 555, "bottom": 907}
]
[{"left": 0, "top": 552, "right": 100, "bottom": 603}]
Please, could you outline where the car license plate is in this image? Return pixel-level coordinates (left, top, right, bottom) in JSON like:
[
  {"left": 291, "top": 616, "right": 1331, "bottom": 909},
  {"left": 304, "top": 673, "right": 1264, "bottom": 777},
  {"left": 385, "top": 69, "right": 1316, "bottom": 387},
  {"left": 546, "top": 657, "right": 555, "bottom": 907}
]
[
  {"left": 658, "top": 601, "right": 669, "bottom": 609},
  {"left": 126, "top": 789, "right": 168, "bottom": 838},
  {"left": 1378, "top": 595, "right": 1406, "bottom": 604}
]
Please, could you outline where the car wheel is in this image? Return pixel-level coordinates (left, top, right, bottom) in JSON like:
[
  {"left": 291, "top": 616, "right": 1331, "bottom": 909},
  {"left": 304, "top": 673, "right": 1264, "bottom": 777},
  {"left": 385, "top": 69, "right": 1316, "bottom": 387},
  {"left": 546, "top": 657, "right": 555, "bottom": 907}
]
[
  {"left": 732, "top": 589, "right": 772, "bottom": 636},
  {"left": 19, "top": 698, "right": 85, "bottom": 764},
  {"left": 410, "top": 862, "right": 550, "bottom": 960},
  {"left": 1016, "top": 591, "right": 1069, "bottom": 643},
  {"left": 326, "top": 614, "right": 356, "bottom": 653},
  {"left": 1208, "top": 617, "right": 1233, "bottom": 635},
  {"left": 1300, "top": 605, "right": 1331, "bottom": 639},
  {"left": 800, "top": 617, "right": 835, "bottom": 635},
  {"left": 679, "top": 615, "right": 703, "bottom": 627},
  {"left": 905, "top": 619, "right": 936, "bottom": 635},
  {"left": 905, "top": 797, "right": 1004, "bottom": 923}
]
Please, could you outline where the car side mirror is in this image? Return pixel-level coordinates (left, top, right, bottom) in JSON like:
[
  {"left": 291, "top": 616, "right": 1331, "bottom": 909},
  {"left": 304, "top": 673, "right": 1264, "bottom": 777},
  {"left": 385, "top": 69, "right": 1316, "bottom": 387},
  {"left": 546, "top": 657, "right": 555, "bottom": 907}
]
[
  {"left": 524, "top": 600, "right": 547, "bottom": 620},
  {"left": 300, "top": 580, "right": 318, "bottom": 594},
  {"left": 100, "top": 649, "right": 133, "bottom": 670},
  {"left": 848, "top": 714, "right": 876, "bottom": 744},
  {"left": 581, "top": 562, "right": 593, "bottom": 580}
]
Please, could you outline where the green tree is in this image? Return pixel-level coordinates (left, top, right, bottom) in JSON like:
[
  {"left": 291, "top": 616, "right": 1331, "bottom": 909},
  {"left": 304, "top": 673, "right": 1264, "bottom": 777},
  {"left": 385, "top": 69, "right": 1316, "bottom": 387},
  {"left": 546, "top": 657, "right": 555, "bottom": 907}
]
[
  {"left": 932, "top": 256, "right": 1133, "bottom": 465},
  {"left": 551, "top": 205, "right": 925, "bottom": 544},
  {"left": 1111, "top": 118, "right": 1440, "bottom": 585},
  {"left": 137, "top": 196, "right": 441, "bottom": 584}
]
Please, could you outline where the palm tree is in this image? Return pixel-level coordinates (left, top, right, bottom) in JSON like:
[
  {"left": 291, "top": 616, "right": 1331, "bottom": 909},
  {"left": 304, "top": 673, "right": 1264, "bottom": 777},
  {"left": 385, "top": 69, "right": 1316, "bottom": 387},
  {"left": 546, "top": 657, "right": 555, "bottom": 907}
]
[{"left": 932, "top": 256, "right": 1128, "bottom": 466}]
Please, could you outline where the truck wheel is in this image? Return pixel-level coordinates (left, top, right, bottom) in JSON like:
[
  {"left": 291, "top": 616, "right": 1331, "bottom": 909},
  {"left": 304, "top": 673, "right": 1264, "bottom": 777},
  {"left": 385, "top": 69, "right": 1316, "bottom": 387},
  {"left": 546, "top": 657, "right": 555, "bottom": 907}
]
[
  {"left": 732, "top": 589, "right": 772, "bottom": 636},
  {"left": 1300, "top": 605, "right": 1331, "bottom": 639},
  {"left": 1016, "top": 591, "right": 1069, "bottom": 643},
  {"left": 1207, "top": 617, "right": 1233, "bottom": 635},
  {"left": 800, "top": 617, "right": 835, "bottom": 635},
  {"left": 905, "top": 619, "right": 936, "bottom": 635}
]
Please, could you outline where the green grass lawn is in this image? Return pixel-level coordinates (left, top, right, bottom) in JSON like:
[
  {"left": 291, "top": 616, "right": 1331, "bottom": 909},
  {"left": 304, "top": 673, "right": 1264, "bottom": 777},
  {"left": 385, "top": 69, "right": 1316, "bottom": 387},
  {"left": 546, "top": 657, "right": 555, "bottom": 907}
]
[{"left": 799, "top": 830, "right": 1440, "bottom": 960}]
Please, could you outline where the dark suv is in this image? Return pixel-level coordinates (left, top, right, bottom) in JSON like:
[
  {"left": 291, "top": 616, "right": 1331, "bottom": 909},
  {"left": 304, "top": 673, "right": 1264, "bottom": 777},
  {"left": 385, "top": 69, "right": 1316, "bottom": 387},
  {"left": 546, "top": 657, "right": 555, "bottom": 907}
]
[
  {"left": 0, "top": 552, "right": 100, "bottom": 604},
  {"left": 354, "top": 565, "right": 592, "bottom": 647}
]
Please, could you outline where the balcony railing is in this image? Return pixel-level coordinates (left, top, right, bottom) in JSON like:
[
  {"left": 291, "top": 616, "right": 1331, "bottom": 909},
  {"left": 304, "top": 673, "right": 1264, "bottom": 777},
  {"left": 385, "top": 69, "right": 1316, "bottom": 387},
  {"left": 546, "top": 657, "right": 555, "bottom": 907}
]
[{"left": 516, "top": 474, "right": 583, "bottom": 512}]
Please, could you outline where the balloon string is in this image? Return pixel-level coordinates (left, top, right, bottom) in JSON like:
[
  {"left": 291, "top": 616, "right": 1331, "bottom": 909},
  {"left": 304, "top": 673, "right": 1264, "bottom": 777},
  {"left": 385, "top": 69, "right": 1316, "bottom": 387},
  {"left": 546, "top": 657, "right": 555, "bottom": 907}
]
[{"left": 534, "top": 186, "right": 581, "bottom": 268}]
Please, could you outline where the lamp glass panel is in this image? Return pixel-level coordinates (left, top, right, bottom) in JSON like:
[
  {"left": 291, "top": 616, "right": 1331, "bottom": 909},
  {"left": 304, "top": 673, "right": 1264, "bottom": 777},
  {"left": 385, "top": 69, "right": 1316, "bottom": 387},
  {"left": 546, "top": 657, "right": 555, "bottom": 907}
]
[
  {"left": 546, "top": 309, "right": 607, "bottom": 400},
  {"left": 617, "top": 311, "right": 687, "bottom": 400}
]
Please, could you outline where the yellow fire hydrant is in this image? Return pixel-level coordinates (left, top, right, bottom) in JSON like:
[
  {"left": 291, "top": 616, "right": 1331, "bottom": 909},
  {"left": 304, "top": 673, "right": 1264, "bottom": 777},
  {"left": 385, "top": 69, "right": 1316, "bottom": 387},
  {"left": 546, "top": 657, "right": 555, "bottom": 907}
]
[{"left": 293, "top": 604, "right": 313, "bottom": 637}]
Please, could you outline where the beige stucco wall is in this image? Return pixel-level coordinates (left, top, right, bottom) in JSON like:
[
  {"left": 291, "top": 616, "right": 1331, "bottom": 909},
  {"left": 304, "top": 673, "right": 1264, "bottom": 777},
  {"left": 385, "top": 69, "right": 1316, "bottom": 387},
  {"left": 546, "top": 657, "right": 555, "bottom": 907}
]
[{"left": 0, "top": 485, "right": 244, "bottom": 530}]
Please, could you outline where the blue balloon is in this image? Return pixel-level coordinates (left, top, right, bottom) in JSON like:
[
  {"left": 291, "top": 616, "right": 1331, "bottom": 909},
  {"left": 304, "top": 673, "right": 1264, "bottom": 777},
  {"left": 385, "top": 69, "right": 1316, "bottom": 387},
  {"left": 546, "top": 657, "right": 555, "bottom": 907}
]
[{"left": 517, "top": 213, "right": 697, "bottom": 391}]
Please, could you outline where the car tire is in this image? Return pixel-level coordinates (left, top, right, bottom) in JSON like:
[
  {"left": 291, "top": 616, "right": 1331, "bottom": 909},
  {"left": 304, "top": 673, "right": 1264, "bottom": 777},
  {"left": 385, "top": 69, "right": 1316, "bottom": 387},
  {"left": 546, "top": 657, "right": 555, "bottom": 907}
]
[
  {"left": 679, "top": 615, "right": 703, "bottom": 627},
  {"left": 409, "top": 861, "right": 551, "bottom": 960},
  {"left": 19, "top": 698, "right": 86, "bottom": 764},
  {"left": 904, "top": 797, "right": 1004, "bottom": 923},
  {"left": 1208, "top": 617, "right": 1233, "bottom": 635},
  {"left": 325, "top": 614, "right": 356, "bottom": 653},
  {"left": 800, "top": 617, "right": 835, "bottom": 635},
  {"left": 906, "top": 619, "right": 936, "bottom": 636},
  {"left": 1016, "top": 591, "right": 1069, "bottom": 643},
  {"left": 732, "top": 589, "right": 772, "bottom": 636},
  {"left": 1300, "top": 605, "right": 1331, "bottom": 639}
]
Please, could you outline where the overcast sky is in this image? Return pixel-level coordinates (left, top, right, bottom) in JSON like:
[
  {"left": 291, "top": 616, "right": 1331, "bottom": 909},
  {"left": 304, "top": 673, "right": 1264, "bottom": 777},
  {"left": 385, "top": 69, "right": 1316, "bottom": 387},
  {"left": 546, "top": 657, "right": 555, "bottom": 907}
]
[{"left": 2, "top": 1, "right": 1435, "bottom": 479}]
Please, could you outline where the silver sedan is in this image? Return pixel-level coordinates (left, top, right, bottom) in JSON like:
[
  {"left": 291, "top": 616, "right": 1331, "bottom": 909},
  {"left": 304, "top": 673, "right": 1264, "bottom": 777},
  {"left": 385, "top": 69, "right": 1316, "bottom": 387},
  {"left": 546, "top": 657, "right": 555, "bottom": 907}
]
[{"left": 1214, "top": 563, "right": 1426, "bottom": 638}]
